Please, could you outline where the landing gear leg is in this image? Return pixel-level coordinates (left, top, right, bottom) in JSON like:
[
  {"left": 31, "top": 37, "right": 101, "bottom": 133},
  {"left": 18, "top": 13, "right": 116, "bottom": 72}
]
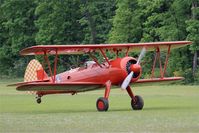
[
  {"left": 126, "top": 86, "right": 144, "bottom": 110},
  {"left": 36, "top": 95, "right": 42, "bottom": 104},
  {"left": 96, "top": 81, "right": 111, "bottom": 111}
]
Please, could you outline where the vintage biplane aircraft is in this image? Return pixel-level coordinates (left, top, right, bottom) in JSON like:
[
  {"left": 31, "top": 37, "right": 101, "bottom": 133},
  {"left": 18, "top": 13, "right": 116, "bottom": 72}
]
[{"left": 9, "top": 41, "right": 191, "bottom": 111}]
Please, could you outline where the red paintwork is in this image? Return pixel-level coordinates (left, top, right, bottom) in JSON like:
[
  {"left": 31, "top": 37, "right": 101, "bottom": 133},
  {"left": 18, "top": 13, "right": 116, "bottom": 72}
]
[
  {"left": 151, "top": 49, "right": 157, "bottom": 78},
  {"left": 8, "top": 79, "right": 49, "bottom": 87},
  {"left": 37, "top": 68, "right": 48, "bottom": 80},
  {"left": 126, "top": 86, "right": 136, "bottom": 103},
  {"left": 16, "top": 82, "right": 104, "bottom": 91},
  {"left": 151, "top": 45, "right": 171, "bottom": 78},
  {"left": 98, "top": 101, "right": 104, "bottom": 110},
  {"left": 104, "top": 81, "right": 111, "bottom": 99},
  {"left": 130, "top": 64, "right": 141, "bottom": 73},
  {"left": 163, "top": 45, "right": 171, "bottom": 76},
  {"left": 54, "top": 57, "right": 134, "bottom": 84},
  {"left": 135, "top": 77, "right": 184, "bottom": 83},
  {"left": 20, "top": 41, "right": 191, "bottom": 55},
  {"left": 15, "top": 56, "right": 142, "bottom": 97}
]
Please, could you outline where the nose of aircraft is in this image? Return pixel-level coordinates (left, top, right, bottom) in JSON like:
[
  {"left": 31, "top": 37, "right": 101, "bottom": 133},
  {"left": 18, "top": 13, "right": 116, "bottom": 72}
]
[{"left": 130, "top": 64, "right": 141, "bottom": 73}]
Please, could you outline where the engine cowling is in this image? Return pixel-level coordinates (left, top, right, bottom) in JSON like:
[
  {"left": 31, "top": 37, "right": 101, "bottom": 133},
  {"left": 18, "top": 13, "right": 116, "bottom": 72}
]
[{"left": 120, "top": 57, "right": 142, "bottom": 82}]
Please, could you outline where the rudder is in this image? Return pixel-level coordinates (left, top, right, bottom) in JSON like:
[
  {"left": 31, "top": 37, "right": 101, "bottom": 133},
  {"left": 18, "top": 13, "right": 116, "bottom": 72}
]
[{"left": 24, "top": 59, "right": 48, "bottom": 82}]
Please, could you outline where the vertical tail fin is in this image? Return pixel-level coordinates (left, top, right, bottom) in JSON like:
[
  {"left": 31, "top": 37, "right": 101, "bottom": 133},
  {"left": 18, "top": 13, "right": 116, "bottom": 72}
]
[{"left": 24, "top": 59, "right": 48, "bottom": 82}]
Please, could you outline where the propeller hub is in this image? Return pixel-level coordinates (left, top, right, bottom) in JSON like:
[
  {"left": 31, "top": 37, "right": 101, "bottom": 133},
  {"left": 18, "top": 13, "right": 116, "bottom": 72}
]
[{"left": 130, "top": 64, "right": 141, "bottom": 73}]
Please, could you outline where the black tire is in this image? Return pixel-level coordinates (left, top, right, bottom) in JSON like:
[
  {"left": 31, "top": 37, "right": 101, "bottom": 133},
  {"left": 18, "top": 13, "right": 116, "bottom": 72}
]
[
  {"left": 96, "top": 97, "right": 109, "bottom": 111},
  {"left": 131, "top": 95, "right": 144, "bottom": 110},
  {"left": 36, "top": 98, "right": 41, "bottom": 104}
]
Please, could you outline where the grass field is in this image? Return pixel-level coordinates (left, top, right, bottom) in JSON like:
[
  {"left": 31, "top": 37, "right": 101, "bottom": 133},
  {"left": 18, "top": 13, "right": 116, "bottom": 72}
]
[{"left": 0, "top": 79, "right": 199, "bottom": 133}]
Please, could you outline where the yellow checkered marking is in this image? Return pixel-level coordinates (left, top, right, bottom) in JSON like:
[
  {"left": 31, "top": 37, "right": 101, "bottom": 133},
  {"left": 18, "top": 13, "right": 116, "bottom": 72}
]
[{"left": 24, "top": 59, "right": 43, "bottom": 94}]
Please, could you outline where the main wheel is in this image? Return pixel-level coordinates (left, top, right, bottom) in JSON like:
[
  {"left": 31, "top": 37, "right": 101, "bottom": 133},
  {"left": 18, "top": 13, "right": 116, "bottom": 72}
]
[
  {"left": 36, "top": 98, "right": 41, "bottom": 104},
  {"left": 96, "top": 97, "right": 109, "bottom": 111},
  {"left": 131, "top": 95, "right": 144, "bottom": 110}
]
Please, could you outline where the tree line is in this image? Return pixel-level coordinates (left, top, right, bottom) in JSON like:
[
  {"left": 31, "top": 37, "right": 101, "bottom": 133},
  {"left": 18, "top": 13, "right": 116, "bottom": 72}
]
[{"left": 0, "top": 0, "right": 198, "bottom": 84}]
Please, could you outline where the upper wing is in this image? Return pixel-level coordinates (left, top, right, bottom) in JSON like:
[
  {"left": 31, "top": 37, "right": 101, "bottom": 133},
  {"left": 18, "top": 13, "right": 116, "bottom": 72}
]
[
  {"left": 20, "top": 41, "right": 191, "bottom": 55},
  {"left": 15, "top": 82, "right": 104, "bottom": 92}
]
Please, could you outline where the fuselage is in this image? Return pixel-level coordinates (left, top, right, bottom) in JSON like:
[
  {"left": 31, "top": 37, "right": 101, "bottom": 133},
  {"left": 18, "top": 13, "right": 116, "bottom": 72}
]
[{"left": 54, "top": 56, "right": 141, "bottom": 86}]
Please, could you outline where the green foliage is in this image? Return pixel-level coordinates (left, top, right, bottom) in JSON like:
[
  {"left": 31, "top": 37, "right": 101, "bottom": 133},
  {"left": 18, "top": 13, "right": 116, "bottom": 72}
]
[
  {"left": 194, "top": 69, "right": 199, "bottom": 84},
  {"left": 80, "top": 0, "right": 116, "bottom": 44},
  {"left": 35, "top": 0, "right": 83, "bottom": 44},
  {"left": 0, "top": 0, "right": 198, "bottom": 84},
  {"left": 109, "top": 0, "right": 142, "bottom": 43},
  {"left": 0, "top": 0, "right": 36, "bottom": 76},
  {"left": 186, "top": 17, "right": 199, "bottom": 52}
]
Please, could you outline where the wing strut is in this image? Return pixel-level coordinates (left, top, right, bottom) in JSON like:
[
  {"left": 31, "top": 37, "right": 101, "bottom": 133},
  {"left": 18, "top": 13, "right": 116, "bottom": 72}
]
[
  {"left": 53, "top": 49, "right": 58, "bottom": 83},
  {"left": 151, "top": 45, "right": 171, "bottom": 79},
  {"left": 163, "top": 45, "right": 171, "bottom": 76},
  {"left": 44, "top": 51, "right": 53, "bottom": 80},
  {"left": 125, "top": 47, "right": 130, "bottom": 56},
  {"left": 99, "top": 48, "right": 110, "bottom": 66},
  {"left": 43, "top": 49, "right": 58, "bottom": 83},
  {"left": 88, "top": 52, "right": 102, "bottom": 68},
  {"left": 157, "top": 47, "right": 163, "bottom": 78}
]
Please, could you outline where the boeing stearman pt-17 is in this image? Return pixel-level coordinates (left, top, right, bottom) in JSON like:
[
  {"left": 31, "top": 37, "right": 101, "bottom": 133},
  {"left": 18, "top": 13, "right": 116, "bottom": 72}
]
[{"left": 9, "top": 41, "right": 191, "bottom": 111}]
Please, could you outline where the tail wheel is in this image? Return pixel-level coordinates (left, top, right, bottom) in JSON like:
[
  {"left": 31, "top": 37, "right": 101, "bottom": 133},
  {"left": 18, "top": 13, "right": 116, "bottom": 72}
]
[
  {"left": 36, "top": 98, "right": 41, "bottom": 104},
  {"left": 131, "top": 95, "right": 144, "bottom": 110},
  {"left": 36, "top": 96, "right": 42, "bottom": 104},
  {"left": 96, "top": 97, "right": 109, "bottom": 111}
]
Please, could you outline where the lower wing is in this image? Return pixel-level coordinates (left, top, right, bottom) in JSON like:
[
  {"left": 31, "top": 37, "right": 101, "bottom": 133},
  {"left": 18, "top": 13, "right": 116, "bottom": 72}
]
[
  {"left": 14, "top": 82, "right": 104, "bottom": 92},
  {"left": 134, "top": 77, "right": 184, "bottom": 86}
]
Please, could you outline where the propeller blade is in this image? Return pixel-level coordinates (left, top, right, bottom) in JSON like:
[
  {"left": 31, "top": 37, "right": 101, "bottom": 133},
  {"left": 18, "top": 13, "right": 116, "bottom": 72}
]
[
  {"left": 121, "top": 47, "right": 146, "bottom": 90},
  {"left": 121, "top": 71, "right": 134, "bottom": 90},
  {"left": 137, "top": 47, "right": 146, "bottom": 64}
]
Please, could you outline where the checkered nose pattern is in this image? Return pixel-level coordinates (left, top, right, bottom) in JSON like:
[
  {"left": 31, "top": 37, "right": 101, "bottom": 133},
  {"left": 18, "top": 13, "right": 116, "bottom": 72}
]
[{"left": 24, "top": 59, "right": 43, "bottom": 94}]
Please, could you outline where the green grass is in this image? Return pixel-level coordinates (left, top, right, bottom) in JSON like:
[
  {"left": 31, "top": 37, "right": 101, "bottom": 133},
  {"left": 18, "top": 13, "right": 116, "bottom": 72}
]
[{"left": 0, "top": 80, "right": 199, "bottom": 133}]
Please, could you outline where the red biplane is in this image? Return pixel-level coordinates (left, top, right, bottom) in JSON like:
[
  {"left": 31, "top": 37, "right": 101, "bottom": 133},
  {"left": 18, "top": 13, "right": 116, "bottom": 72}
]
[{"left": 9, "top": 41, "right": 191, "bottom": 111}]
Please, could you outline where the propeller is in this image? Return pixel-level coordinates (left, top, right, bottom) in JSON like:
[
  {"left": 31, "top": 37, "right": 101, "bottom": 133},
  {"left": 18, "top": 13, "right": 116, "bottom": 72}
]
[{"left": 121, "top": 47, "right": 146, "bottom": 90}]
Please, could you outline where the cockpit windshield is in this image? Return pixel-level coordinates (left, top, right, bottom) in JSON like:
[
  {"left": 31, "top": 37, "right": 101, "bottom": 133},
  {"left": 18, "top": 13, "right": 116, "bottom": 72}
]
[{"left": 84, "top": 61, "right": 96, "bottom": 68}]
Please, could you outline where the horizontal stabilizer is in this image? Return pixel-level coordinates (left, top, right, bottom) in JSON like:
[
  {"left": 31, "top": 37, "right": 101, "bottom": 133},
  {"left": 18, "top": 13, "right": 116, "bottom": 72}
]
[{"left": 7, "top": 79, "right": 50, "bottom": 87}]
